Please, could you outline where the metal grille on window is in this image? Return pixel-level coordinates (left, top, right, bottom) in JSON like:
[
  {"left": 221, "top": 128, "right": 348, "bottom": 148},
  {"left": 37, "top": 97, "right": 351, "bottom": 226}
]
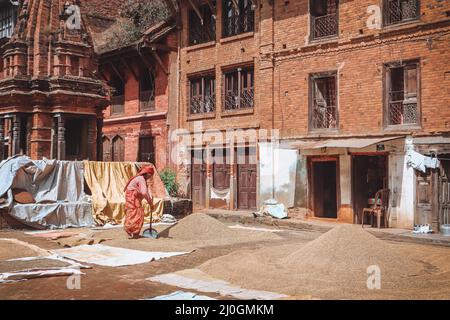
[
  {"left": 387, "top": 63, "right": 419, "bottom": 126},
  {"left": 311, "top": 75, "right": 338, "bottom": 129},
  {"left": 189, "top": 2, "right": 216, "bottom": 45},
  {"left": 224, "top": 67, "right": 254, "bottom": 111},
  {"left": 384, "top": 0, "right": 419, "bottom": 26},
  {"left": 310, "top": 0, "right": 339, "bottom": 40},
  {"left": 140, "top": 70, "right": 155, "bottom": 111},
  {"left": 190, "top": 76, "right": 216, "bottom": 114},
  {"left": 0, "top": 4, "right": 16, "bottom": 39},
  {"left": 222, "top": 0, "right": 255, "bottom": 38}
]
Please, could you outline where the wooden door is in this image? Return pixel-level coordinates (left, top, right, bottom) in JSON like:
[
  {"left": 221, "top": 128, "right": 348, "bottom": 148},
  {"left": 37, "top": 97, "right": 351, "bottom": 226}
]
[
  {"left": 139, "top": 137, "right": 155, "bottom": 164},
  {"left": 191, "top": 150, "right": 206, "bottom": 209},
  {"left": 237, "top": 147, "right": 257, "bottom": 210},
  {"left": 439, "top": 162, "right": 450, "bottom": 228},
  {"left": 102, "top": 136, "right": 111, "bottom": 161},
  {"left": 112, "top": 135, "right": 124, "bottom": 162},
  {"left": 415, "top": 170, "right": 439, "bottom": 230}
]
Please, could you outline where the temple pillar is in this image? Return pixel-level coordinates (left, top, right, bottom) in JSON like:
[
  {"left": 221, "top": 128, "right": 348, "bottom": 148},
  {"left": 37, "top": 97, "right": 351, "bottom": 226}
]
[{"left": 56, "top": 114, "right": 66, "bottom": 160}]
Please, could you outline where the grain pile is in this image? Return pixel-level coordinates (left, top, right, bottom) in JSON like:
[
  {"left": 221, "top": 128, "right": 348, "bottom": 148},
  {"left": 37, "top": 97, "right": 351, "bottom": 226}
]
[
  {"left": 199, "top": 225, "right": 450, "bottom": 299},
  {"left": 159, "top": 213, "right": 240, "bottom": 240}
]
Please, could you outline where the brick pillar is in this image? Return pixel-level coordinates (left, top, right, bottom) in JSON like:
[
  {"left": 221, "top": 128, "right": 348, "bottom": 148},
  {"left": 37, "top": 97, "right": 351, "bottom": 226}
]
[
  {"left": 229, "top": 147, "right": 236, "bottom": 210},
  {"left": 0, "top": 117, "right": 4, "bottom": 160},
  {"left": 30, "top": 113, "right": 53, "bottom": 159},
  {"left": 56, "top": 114, "right": 66, "bottom": 160},
  {"left": 11, "top": 114, "right": 21, "bottom": 156}
]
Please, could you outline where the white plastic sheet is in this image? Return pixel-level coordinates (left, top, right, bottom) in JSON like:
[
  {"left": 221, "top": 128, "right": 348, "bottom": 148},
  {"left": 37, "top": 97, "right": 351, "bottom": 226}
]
[
  {"left": 54, "top": 244, "right": 191, "bottom": 267},
  {"left": 149, "top": 270, "right": 288, "bottom": 300}
]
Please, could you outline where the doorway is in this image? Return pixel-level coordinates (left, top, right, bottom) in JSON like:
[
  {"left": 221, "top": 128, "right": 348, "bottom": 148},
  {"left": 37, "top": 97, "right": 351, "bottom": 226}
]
[
  {"left": 311, "top": 158, "right": 338, "bottom": 219},
  {"left": 191, "top": 149, "right": 206, "bottom": 209},
  {"left": 139, "top": 137, "right": 155, "bottom": 164},
  {"left": 352, "top": 155, "right": 388, "bottom": 224},
  {"left": 237, "top": 146, "right": 257, "bottom": 211}
]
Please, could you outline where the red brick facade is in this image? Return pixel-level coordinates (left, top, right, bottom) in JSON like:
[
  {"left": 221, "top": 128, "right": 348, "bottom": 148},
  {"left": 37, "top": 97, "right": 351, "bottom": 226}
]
[{"left": 174, "top": 0, "right": 450, "bottom": 228}]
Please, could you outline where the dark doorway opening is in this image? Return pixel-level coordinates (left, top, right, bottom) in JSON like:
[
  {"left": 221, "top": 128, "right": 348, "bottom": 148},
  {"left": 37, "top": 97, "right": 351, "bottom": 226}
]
[
  {"left": 139, "top": 137, "right": 155, "bottom": 164},
  {"left": 352, "top": 155, "right": 388, "bottom": 224},
  {"left": 65, "top": 118, "right": 87, "bottom": 160},
  {"left": 311, "top": 160, "right": 338, "bottom": 218}
]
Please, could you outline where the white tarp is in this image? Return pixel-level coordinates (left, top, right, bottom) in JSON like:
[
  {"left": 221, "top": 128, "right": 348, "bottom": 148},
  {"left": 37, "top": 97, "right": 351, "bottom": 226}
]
[
  {"left": 149, "top": 269, "right": 288, "bottom": 300},
  {"left": 148, "top": 291, "right": 216, "bottom": 300},
  {"left": 54, "top": 244, "right": 191, "bottom": 267},
  {"left": 0, "top": 156, "right": 93, "bottom": 229},
  {"left": 259, "top": 143, "right": 298, "bottom": 208}
]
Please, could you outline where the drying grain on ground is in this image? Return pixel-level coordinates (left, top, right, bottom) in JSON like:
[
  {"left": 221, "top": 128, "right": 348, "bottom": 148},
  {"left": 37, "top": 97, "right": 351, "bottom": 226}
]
[
  {"left": 199, "top": 225, "right": 450, "bottom": 299},
  {"left": 78, "top": 214, "right": 283, "bottom": 252}
]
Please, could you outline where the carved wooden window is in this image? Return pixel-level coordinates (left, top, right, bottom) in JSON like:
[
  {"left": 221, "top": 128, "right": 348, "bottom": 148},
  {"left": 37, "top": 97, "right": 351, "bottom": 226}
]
[
  {"left": 102, "top": 136, "right": 112, "bottom": 162},
  {"left": 385, "top": 60, "right": 420, "bottom": 126},
  {"left": 110, "top": 75, "right": 125, "bottom": 115},
  {"left": 383, "top": 0, "right": 420, "bottom": 26},
  {"left": 112, "top": 135, "right": 125, "bottom": 162},
  {"left": 189, "top": 2, "right": 216, "bottom": 45},
  {"left": 310, "top": 72, "right": 338, "bottom": 130},
  {"left": 222, "top": 0, "right": 254, "bottom": 38},
  {"left": 310, "top": 0, "right": 338, "bottom": 40},
  {"left": 0, "top": 3, "right": 16, "bottom": 39},
  {"left": 139, "top": 69, "right": 155, "bottom": 112},
  {"left": 189, "top": 74, "right": 216, "bottom": 114},
  {"left": 223, "top": 67, "right": 254, "bottom": 111}
]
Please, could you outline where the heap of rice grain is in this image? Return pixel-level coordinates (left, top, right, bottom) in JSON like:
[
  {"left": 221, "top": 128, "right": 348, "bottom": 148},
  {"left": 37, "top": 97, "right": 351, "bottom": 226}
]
[{"left": 159, "top": 213, "right": 238, "bottom": 240}]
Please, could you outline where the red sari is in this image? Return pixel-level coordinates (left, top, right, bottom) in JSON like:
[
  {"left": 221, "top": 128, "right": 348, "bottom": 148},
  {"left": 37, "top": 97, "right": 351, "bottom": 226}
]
[{"left": 123, "top": 167, "right": 154, "bottom": 237}]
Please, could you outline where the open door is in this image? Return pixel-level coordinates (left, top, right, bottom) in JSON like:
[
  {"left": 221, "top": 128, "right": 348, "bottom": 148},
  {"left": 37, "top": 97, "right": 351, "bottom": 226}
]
[{"left": 310, "top": 158, "right": 338, "bottom": 219}]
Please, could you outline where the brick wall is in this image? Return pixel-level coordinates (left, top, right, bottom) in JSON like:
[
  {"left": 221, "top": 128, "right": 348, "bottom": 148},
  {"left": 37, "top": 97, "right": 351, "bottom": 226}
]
[{"left": 177, "top": 0, "right": 450, "bottom": 138}]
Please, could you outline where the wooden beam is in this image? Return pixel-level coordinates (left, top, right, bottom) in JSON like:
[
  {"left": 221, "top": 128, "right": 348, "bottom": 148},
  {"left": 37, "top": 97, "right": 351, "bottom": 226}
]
[
  {"left": 151, "top": 49, "right": 169, "bottom": 76},
  {"left": 231, "top": 0, "right": 240, "bottom": 14},
  {"left": 205, "top": 0, "right": 215, "bottom": 12},
  {"left": 109, "top": 62, "right": 124, "bottom": 83},
  {"left": 121, "top": 58, "right": 138, "bottom": 81},
  {"left": 188, "top": 0, "right": 204, "bottom": 25},
  {"left": 138, "top": 51, "right": 155, "bottom": 75}
]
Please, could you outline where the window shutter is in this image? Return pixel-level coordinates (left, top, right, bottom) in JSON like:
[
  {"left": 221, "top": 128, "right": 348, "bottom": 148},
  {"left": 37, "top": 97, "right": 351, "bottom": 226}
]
[{"left": 404, "top": 64, "right": 418, "bottom": 102}]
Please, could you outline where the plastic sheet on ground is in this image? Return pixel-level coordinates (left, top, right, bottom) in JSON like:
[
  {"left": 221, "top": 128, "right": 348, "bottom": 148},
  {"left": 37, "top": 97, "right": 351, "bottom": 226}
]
[
  {"left": 83, "top": 161, "right": 167, "bottom": 225},
  {"left": 54, "top": 244, "right": 191, "bottom": 267},
  {"left": 147, "top": 291, "right": 216, "bottom": 300},
  {"left": 0, "top": 156, "right": 93, "bottom": 229},
  {"left": 149, "top": 269, "right": 288, "bottom": 300},
  {"left": 0, "top": 254, "right": 90, "bottom": 284}
]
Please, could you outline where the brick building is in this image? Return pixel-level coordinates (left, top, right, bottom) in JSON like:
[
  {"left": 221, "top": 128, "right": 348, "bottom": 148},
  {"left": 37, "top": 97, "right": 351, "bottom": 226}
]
[
  {"left": 98, "top": 20, "right": 178, "bottom": 171},
  {"left": 0, "top": 0, "right": 178, "bottom": 170},
  {"left": 173, "top": 0, "right": 450, "bottom": 230},
  {"left": 0, "top": 0, "right": 110, "bottom": 161}
]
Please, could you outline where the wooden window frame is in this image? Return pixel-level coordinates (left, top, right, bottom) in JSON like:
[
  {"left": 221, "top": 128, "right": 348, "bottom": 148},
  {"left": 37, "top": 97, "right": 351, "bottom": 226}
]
[
  {"left": 382, "top": 0, "right": 420, "bottom": 27},
  {"left": 309, "top": 0, "right": 339, "bottom": 41},
  {"left": 188, "top": 2, "right": 216, "bottom": 46},
  {"left": 308, "top": 71, "right": 339, "bottom": 132},
  {"left": 188, "top": 72, "right": 216, "bottom": 116},
  {"left": 383, "top": 59, "right": 421, "bottom": 129},
  {"left": 222, "top": 65, "right": 254, "bottom": 112}
]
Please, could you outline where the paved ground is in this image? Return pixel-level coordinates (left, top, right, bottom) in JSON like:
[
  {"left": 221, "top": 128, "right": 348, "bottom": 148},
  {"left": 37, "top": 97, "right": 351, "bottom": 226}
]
[{"left": 0, "top": 214, "right": 449, "bottom": 300}]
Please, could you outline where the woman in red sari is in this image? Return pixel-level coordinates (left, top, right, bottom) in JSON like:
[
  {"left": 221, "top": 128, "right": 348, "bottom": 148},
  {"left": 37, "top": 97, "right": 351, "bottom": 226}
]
[{"left": 123, "top": 166, "right": 154, "bottom": 239}]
